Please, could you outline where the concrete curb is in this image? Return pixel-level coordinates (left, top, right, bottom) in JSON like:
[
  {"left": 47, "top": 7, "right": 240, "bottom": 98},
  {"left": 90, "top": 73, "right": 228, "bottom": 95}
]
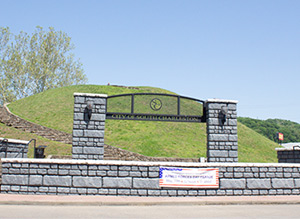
[{"left": 1, "top": 194, "right": 300, "bottom": 206}]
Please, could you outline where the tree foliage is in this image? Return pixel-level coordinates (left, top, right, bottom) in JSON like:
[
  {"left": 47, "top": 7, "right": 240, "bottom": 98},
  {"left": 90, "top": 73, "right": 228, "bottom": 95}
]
[
  {"left": 238, "top": 117, "right": 300, "bottom": 143},
  {"left": 0, "top": 26, "right": 87, "bottom": 104}
]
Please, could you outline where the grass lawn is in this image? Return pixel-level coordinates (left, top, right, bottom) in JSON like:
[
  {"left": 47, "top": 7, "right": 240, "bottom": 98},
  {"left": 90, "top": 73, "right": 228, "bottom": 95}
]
[{"left": 6, "top": 85, "right": 281, "bottom": 162}]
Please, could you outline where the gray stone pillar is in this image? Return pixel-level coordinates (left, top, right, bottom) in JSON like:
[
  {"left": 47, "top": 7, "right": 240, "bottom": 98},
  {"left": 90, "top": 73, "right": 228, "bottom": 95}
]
[
  {"left": 72, "top": 93, "right": 107, "bottom": 160},
  {"left": 206, "top": 99, "right": 238, "bottom": 163}
]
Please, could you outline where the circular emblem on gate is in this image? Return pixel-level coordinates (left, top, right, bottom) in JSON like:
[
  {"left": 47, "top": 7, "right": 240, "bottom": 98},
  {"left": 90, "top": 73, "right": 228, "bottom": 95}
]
[{"left": 150, "top": 98, "right": 162, "bottom": 111}]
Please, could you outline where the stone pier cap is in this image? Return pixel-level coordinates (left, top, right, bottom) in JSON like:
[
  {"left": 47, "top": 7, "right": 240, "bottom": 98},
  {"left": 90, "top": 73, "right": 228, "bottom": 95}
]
[
  {"left": 73, "top": 93, "right": 108, "bottom": 98},
  {"left": 206, "top": 99, "right": 238, "bottom": 104},
  {"left": 0, "top": 138, "right": 30, "bottom": 145},
  {"left": 275, "top": 147, "right": 300, "bottom": 151}
]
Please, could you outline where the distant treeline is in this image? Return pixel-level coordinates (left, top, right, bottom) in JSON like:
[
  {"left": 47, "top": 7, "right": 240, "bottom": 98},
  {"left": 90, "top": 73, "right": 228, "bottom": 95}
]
[{"left": 238, "top": 117, "right": 300, "bottom": 143}]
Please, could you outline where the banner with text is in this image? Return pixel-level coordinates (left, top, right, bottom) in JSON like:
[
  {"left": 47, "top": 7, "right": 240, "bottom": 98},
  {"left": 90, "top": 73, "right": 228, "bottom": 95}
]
[{"left": 159, "top": 167, "right": 219, "bottom": 188}]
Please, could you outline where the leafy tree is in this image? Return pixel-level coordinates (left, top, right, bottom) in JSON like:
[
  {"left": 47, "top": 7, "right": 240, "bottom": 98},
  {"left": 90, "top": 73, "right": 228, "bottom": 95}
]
[
  {"left": 0, "top": 26, "right": 87, "bottom": 105},
  {"left": 238, "top": 117, "right": 300, "bottom": 143}
]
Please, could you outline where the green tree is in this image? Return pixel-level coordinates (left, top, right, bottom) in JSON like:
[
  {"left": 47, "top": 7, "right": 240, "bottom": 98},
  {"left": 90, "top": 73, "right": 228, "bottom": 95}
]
[
  {"left": 0, "top": 26, "right": 87, "bottom": 105},
  {"left": 239, "top": 117, "right": 300, "bottom": 143}
]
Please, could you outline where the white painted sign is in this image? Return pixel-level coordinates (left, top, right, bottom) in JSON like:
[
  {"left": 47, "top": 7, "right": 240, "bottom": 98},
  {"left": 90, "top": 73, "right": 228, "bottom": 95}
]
[{"left": 159, "top": 167, "right": 219, "bottom": 188}]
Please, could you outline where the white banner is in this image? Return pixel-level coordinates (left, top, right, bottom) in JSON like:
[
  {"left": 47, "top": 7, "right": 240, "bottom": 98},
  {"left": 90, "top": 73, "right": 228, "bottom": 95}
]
[{"left": 159, "top": 167, "right": 219, "bottom": 188}]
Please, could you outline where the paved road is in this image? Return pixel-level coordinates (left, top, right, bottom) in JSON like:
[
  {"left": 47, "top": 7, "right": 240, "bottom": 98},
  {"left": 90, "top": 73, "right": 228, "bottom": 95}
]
[
  {"left": 0, "top": 204, "right": 299, "bottom": 219},
  {"left": 1, "top": 194, "right": 300, "bottom": 206}
]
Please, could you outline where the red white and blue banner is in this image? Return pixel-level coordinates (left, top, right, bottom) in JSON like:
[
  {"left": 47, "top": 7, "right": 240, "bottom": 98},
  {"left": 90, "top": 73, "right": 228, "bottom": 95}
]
[{"left": 159, "top": 167, "right": 219, "bottom": 188}]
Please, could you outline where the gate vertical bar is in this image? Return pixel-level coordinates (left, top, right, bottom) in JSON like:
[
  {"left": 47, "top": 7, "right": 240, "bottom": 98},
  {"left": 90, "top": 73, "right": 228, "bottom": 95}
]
[
  {"left": 177, "top": 96, "right": 180, "bottom": 115},
  {"left": 131, "top": 94, "right": 134, "bottom": 114}
]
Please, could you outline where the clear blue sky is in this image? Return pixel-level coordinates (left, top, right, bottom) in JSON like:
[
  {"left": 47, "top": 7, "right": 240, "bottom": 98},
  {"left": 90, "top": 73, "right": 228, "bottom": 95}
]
[{"left": 1, "top": 0, "right": 300, "bottom": 123}]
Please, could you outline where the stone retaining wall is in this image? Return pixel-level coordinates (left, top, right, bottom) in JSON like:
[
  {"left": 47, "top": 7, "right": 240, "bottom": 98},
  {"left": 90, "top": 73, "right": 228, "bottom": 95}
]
[{"left": 1, "top": 158, "right": 300, "bottom": 196}]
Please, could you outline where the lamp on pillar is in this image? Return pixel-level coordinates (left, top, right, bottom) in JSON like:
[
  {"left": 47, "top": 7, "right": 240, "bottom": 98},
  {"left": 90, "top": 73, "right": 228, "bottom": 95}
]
[
  {"left": 220, "top": 106, "right": 228, "bottom": 125},
  {"left": 86, "top": 101, "right": 93, "bottom": 120}
]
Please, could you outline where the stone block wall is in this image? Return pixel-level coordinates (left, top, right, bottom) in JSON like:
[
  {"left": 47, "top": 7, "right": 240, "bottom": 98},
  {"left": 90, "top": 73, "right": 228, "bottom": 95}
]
[
  {"left": 206, "top": 99, "right": 238, "bottom": 163},
  {"left": 0, "top": 138, "right": 29, "bottom": 158},
  {"left": 72, "top": 93, "right": 107, "bottom": 160},
  {"left": 276, "top": 148, "right": 300, "bottom": 163},
  {"left": 1, "top": 159, "right": 300, "bottom": 196}
]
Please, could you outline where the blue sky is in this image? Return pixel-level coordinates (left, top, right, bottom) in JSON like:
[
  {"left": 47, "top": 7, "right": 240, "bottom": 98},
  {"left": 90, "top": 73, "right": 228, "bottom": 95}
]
[{"left": 1, "top": 0, "right": 300, "bottom": 123}]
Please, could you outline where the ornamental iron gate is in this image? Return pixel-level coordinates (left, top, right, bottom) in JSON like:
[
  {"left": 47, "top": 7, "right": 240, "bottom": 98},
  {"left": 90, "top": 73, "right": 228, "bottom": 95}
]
[
  {"left": 106, "top": 93, "right": 206, "bottom": 123},
  {"left": 73, "top": 92, "right": 238, "bottom": 162}
]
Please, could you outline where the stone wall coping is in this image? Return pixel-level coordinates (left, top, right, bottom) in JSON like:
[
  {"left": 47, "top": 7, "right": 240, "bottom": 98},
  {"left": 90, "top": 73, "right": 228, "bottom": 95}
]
[
  {"left": 206, "top": 99, "right": 238, "bottom": 104},
  {"left": 2, "top": 158, "right": 300, "bottom": 168},
  {"left": 275, "top": 147, "right": 300, "bottom": 151},
  {"left": 73, "top": 93, "right": 108, "bottom": 98},
  {"left": 0, "top": 138, "right": 30, "bottom": 145}
]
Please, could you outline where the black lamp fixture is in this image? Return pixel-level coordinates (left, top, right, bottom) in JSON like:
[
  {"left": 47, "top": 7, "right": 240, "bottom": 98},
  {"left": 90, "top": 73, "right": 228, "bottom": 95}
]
[
  {"left": 220, "top": 106, "right": 228, "bottom": 125},
  {"left": 86, "top": 100, "right": 93, "bottom": 120}
]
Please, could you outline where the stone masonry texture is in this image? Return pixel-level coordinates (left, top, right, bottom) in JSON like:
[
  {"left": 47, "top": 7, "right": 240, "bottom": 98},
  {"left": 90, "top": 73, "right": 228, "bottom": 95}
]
[
  {"left": 1, "top": 159, "right": 300, "bottom": 197},
  {"left": 206, "top": 99, "right": 238, "bottom": 163},
  {"left": 72, "top": 93, "right": 107, "bottom": 160},
  {"left": 277, "top": 148, "right": 300, "bottom": 163}
]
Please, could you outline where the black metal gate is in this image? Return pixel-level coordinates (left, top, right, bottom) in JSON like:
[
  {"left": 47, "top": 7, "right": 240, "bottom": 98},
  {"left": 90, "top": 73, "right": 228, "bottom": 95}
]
[{"left": 106, "top": 93, "right": 206, "bottom": 123}]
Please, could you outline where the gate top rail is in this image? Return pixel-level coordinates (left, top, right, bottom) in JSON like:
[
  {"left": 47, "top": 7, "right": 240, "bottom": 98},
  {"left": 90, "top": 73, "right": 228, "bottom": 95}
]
[
  {"left": 106, "top": 93, "right": 206, "bottom": 123},
  {"left": 107, "top": 93, "right": 205, "bottom": 103}
]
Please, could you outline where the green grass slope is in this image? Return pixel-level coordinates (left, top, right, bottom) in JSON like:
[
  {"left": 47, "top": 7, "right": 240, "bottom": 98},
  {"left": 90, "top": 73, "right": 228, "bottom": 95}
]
[
  {"left": 237, "top": 123, "right": 279, "bottom": 162},
  {"left": 7, "top": 85, "right": 281, "bottom": 162}
]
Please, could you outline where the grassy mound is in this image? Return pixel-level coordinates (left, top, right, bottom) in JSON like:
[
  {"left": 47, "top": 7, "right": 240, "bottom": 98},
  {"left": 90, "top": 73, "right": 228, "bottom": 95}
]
[{"left": 6, "top": 85, "right": 281, "bottom": 162}]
